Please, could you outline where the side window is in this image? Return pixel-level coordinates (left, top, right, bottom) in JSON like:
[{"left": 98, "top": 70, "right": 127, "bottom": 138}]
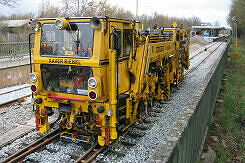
[
  {"left": 176, "top": 31, "right": 180, "bottom": 41},
  {"left": 113, "top": 29, "right": 121, "bottom": 56},
  {"left": 123, "top": 29, "right": 133, "bottom": 56}
]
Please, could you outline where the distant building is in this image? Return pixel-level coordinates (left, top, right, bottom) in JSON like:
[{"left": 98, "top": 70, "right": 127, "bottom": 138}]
[
  {"left": 191, "top": 25, "right": 225, "bottom": 37},
  {"left": 0, "top": 19, "right": 29, "bottom": 42}
]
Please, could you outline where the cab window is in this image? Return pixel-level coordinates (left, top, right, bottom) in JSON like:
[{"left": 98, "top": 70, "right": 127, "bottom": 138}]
[
  {"left": 41, "top": 64, "right": 92, "bottom": 95},
  {"left": 113, "top": 29, "right": 121, "bottom": 56},
  {"left": 40, "top": 22, "right": 94, "bottom": 58},
  {"left": 123, "top": 29, "right": 133, "bottom": 56}
]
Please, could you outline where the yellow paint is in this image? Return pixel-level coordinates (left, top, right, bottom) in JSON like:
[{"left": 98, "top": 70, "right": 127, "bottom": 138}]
[
  {"left": 39, "top": 107, "right": 50, "bottom": 133},
  {"left": 173, "top": 22, "right": 178, "bottom": 28},
  {"left": 109, "top": 50, "right": 117, "bottom": 140}
]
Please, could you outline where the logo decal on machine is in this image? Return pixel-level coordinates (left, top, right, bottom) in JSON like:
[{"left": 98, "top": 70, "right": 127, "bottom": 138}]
[{"left": 49, "top": 59, "right": 80, "bottom": 65}]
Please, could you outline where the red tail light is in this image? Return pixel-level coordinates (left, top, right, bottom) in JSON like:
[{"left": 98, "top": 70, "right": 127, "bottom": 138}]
[
  {"left": 88, "top": 90, "right": 97, "bottom": 100},
  {"left": 31, "top": 84, "right": 37, "bottom": 93}
]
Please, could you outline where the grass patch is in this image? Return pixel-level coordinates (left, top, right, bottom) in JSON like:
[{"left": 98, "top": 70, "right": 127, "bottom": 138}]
[
  {"left": 216, "top": 38, "right": 245, "bottom": 162},
  {"left": 216, "top": 145, "right": 230, "bottom": 163}
]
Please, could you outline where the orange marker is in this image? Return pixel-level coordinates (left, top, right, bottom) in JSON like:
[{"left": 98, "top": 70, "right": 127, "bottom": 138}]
[{"left": 88, "top": 48, "right": 92, "bottom": 52}]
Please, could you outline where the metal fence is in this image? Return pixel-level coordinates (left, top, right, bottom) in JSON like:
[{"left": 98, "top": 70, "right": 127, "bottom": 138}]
[{"left": 0, "top": 42, "right": 33, "bottom": 59}]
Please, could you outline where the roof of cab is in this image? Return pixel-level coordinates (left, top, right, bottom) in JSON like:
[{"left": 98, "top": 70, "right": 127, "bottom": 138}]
[{"left": 35, "top": 17, "right": 139, "bottom": 23}]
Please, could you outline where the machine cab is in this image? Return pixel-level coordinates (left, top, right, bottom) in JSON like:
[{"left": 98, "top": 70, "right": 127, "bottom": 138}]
[{"left": 30, "top": 17, "right": 138, "bottom": 146}]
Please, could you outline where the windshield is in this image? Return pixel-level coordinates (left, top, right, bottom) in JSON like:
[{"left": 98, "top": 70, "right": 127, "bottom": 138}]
[
  {"left": 41, "top": 64, "right": 93, "bottom": 95},
  {"left": 40, "top": 22, "right": 94, "bottom": 58}
]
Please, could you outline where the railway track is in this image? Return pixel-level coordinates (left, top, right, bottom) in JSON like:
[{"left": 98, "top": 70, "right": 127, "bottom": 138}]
[
  {"left": 1, "top": 115, "right": 154, "bottom": 163},
  {"left": 2, "top": 129, "right": 104, "bottom": 163},
  {"left": 185, "top": 42, "right": 224, "bottom": 77},
  {"left": 0, "top": 84, "right": 30, "bottom": 96},
  {"left": 189, "top": 42, "right": 219, "bottom": 60},
  {"left": 75, "top": 144, "right": 105, "bottom": 163},
  {"left": 94, "top": 106, "right": 164, "bottom": 162},
  {"left": 0, "top": 84, "right": 31, "bottom": 106},
  {"left": 2, "top": 129, "right": 60, "bottom": 163}
]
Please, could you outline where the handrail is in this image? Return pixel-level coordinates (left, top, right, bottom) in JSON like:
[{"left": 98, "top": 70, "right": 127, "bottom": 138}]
[{"left": 0, "top": 41, "right": 34, "bottom": 58}]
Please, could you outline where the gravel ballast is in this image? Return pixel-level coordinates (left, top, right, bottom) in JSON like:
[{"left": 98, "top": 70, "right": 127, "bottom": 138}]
[{"left": 0, "top": 100, "right": 33, "bottom": 136}]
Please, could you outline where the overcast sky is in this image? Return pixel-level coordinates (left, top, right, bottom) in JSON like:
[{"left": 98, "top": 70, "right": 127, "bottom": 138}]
[{"left": 0, "top": 0, "right": 232, "bottom": 27}]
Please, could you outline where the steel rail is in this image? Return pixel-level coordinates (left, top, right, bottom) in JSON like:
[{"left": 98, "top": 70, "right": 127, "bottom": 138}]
[
  {"left": 189, "top": 42, "right": 219, "bottom": 60},
  {"left": 75, "top": 143, "right": 105, "bottom": 163},
  {"left": 184, "top": 42, "right": 223, "bottom": 78},
  {"left": 0, "top": 85, "right": 30, "bottom": 96},
  {"left": 2, "top": 129, "right": 60, "bottom": 163},
  {"left": 0, "top": 85, "right": 32, "bottom": 106},
  {"left": 0, "top": 94, "right": 32, "bottom": 106}
]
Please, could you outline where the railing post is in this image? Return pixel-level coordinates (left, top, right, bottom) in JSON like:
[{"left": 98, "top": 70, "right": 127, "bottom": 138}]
[{"left": 109, "top": 49, "right": 118, "bottom": 140}]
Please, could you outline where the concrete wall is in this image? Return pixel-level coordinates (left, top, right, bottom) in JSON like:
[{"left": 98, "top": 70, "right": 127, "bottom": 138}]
[
  {"left": 149, "top": 40, "right": 231, "bottom": 162},
  {"left": 0, "top": 57, "right": 30, "bottom": 89}
]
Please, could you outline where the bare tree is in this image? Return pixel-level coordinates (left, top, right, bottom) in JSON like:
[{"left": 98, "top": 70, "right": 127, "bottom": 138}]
[
  {"left": 0, "top": 0, "right": 19, "bottom": 7},
  {"left": 61, "top": 0, "right": 96, "bottom": 17},
  {"left": 227, "top": 0, "right": 245, "bottom": 38},
  {"left": 111, "top": 6, "right": 134, "bottom": 19},
  {"left": 36, "top": 0, "right": 201, "bottom": 32},
  {"left": 38, "top": 0, "right": 60, "bottom": 18},
  {"left": 60, "top": 0, "right": 134, "bottom": 18},
  {"left": 191, "top": 16, "right": 201, "bottom": 26},
  {"left": 138, "top": 12, "right": 200, "bottom": 30},
  {"left": 96, "top": 0, "right": 114, "bottom": 17}
]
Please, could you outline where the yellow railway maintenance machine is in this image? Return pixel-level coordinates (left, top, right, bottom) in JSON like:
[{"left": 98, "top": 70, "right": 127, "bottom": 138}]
[{"left": 29, "top": 17, "right": 190, "bottom": 146}]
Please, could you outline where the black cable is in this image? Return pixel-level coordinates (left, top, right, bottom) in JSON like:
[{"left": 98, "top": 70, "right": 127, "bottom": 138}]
[{"left": 29, "top": 33, "right": 35, "bottom": 112}]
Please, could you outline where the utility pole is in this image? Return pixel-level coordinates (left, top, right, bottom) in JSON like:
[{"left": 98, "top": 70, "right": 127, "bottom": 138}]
[
  {"left": 231, "top": 16, "right": 242, "bottom": 60},
  {"left": 232, "top": 16, "right": 238, "bottom": 56},
  {"left": 77, "top": 0, "right": 80, "bottom": 16},
  {"left": 136, "top": 0, "right": 138, "bottom": 20}
]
